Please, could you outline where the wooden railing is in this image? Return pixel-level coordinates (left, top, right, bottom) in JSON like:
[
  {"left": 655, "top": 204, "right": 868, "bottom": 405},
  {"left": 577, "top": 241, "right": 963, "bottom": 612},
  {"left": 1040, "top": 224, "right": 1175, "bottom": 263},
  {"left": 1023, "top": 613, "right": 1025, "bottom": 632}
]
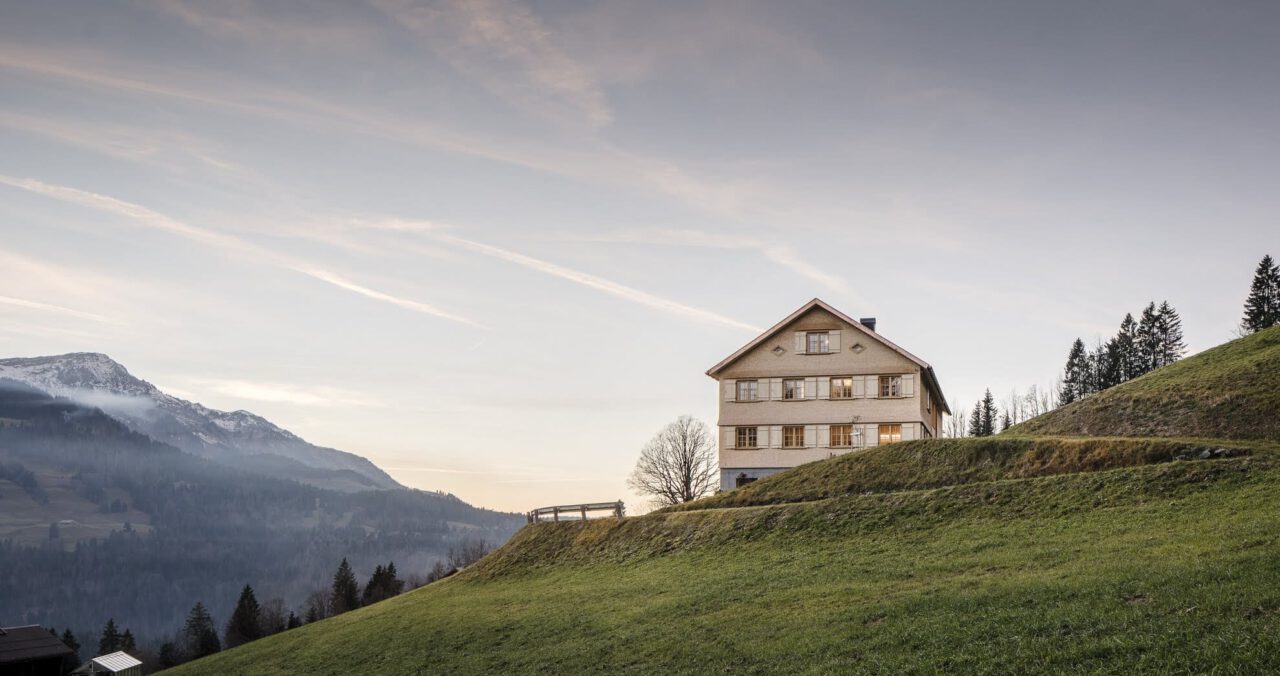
[{"left": 527, "top": 500, "right": 625, "bottom": 524}]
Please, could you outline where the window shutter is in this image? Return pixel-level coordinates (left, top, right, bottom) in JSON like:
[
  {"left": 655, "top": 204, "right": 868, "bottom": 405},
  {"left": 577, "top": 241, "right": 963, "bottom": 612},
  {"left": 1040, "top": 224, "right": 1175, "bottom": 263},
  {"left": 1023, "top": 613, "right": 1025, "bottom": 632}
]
[
  {"left": 902, "top": 374, "right": 915, "bottom": 397},
  {"left": 817, "top": 378, "right": 830, "bottom": 399},
  {"left": 817, "top": 425, "right": 830, "bottom": 447},
  {"left": 805, "top": 377, "right": 818, "bottom": 399},
  {"left": 770, "top": 426, "right": 782, "bottom": 448},
  {"left": 770, "top": 378, "right": 782, "bottom": 400},
  {"left": 865, "top": 376, "right": 879, "bottom": 398},
  {"left": 864, "top": 424, "right": 878, "bottom": 446},
  {"left": 853, "top": 377, "right": 865, "bottom": 398},
  {"left": 794, "top": 332, "right": 805, "bottom": 353},
  {"left": 723, "top": 379, "right": 737, "bottom": 402},
  {"left": 722, "top": 427, "right": 735, "bottom": 450},
  {"left": 901, "top": 423, "right": 915, "bottom": 441},
  {"left": 805, "top": 425, "right": 817, "bottom": 447},
  {"left": 829, "top": 330, "right": 841, "bottom": 352}
]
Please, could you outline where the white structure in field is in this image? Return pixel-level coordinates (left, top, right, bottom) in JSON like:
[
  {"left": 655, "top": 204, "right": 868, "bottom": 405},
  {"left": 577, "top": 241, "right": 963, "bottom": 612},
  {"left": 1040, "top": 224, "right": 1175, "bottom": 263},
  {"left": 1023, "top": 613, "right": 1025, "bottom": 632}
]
[{"left": 706, "top": 299, "right": 949, "bottom": 490}]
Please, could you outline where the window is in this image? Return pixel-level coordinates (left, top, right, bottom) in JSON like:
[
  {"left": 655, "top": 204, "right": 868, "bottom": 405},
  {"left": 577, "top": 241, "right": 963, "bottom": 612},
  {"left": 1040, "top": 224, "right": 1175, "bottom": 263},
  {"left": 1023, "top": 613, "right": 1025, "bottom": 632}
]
[
  {"left": 736, "top": 380, "right": 759, "bottom": 402},
  {"left": 735, "top": 475, "right": 757, "bottom": 488},
  {"left": 735, "top": 427, "right": 758, "bottom": 449},
  {"left": 924, "top": 387, "right": 931, "bottom": 412},
  {"left": 830, "top": 424, "right": 852, "bottom": 447},
  {"left": 830, "top": 377, "right": 854, "bottom": 399},
  {"left": 878, "top": 424, "right": 902, "bottom": 444},
  {"left": 783, "top": 426, "right": 805, "bottom": 448},
  {"left": 806, "top": 332, "right": 830, "bottom": 354},
  {"left": 879, "top": 375, "right": 902, "bottom": 397},
  {"left": 782, "top": 378, "right": 805, "bottom": 400}
]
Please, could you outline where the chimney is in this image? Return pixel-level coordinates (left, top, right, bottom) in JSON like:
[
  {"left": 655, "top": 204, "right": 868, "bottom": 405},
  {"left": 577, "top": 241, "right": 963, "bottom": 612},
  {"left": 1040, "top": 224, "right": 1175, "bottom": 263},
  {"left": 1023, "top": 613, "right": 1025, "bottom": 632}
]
[{"left": 859, "top": 317, "right": 877, "bottom": 332}]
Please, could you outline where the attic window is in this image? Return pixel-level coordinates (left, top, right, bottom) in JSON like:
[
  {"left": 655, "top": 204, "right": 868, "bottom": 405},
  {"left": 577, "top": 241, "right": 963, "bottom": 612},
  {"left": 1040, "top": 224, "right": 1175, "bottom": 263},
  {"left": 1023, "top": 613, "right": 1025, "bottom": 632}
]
[
  {"left": 772, "top": 346, "right": 785, "bottom": 356},
  {"left": 851, "top": 343, "right": 865, "bottom": 354}
]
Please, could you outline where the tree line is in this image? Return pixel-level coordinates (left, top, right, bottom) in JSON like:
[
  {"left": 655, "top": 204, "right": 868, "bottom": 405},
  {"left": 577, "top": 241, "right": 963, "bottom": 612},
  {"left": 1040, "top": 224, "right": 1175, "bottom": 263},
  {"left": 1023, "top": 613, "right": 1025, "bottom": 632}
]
[{"left": 947, "top": 254, "right": 1275, "bottom": 437}]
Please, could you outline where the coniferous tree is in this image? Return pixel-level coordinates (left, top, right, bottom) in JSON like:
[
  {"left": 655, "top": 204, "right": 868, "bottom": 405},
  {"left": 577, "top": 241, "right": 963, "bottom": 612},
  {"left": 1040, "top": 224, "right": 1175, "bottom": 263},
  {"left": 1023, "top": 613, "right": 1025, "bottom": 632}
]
[
  {"left": 286, "top": 612, "right": 302, "bottom": 630},
  {"left": 1059, "top": 339, "right": 1089, "bottom": 404},
  {"left": 1136, "top": 302, "right": 1161, "bottom": 375},
  {"left": 330, "top": 558, "right": 361, "bottom": 616},
  {"left": 60, "top": 629, "right": 80, "bottom": 674},
  {"left": 1097, "top": 338, "right": 1123, "bottom": 390},
  {"left": 159, "top": 642, "right": 183, "bottom": 669},
  {"left": 1115, "top": 313, "right": 1139, "bottom": 381},
  {"left": 999, "top": 410, "right": 1012, "bottom": 432},
  {"left": 225, "top": 584, "right": 264, "bottom": 648},
  {"left": 967, "top": 389, "right": 998, "bottom": 437},
  {"left": 183, "top": 601, "right": 221, "bottom": 659},
  {"left": 98, "top": 618, "right": 121, "bottom": 655},
  {"left": 1155, "top": 301, "right": 1186, "bottom": 367},
  {"left": 1241, "top": 254, "right": 1280, "bottom": 333},
  {"left": 120, "top": 629, "right": 136, "bottom": 653}
]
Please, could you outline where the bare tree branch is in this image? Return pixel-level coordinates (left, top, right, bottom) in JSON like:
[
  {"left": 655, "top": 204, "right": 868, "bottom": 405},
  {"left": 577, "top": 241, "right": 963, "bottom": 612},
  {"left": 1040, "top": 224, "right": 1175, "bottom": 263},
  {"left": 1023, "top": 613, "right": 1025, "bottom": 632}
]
[{"left": 627, "top": 415, "right": 718, "bottom": 507}]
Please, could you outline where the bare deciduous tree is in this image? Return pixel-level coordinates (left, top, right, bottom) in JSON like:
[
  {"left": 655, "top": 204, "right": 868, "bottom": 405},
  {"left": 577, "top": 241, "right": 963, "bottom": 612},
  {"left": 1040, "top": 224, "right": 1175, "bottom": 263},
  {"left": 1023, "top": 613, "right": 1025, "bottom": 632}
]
[
  {"left": 628, "top": 415, "right": 718, "bottom": 507},
  {"left": 944, "top": 400, "right": 968, "bottom": 438}
]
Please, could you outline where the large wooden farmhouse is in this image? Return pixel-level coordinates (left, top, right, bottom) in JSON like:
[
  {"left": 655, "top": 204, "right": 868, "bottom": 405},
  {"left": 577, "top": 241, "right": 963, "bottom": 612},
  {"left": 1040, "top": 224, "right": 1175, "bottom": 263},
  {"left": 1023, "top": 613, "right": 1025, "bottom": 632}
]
[{"left": 707, "top": 299, "right": 949, "bottom": 490}]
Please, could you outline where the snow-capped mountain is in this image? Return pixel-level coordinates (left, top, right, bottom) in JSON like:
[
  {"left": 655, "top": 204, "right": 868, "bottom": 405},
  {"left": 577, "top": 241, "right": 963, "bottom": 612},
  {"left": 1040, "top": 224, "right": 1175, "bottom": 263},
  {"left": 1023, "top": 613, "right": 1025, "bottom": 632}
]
[{"left": 0, "top": 353, "right": 401, "bottom": 491}]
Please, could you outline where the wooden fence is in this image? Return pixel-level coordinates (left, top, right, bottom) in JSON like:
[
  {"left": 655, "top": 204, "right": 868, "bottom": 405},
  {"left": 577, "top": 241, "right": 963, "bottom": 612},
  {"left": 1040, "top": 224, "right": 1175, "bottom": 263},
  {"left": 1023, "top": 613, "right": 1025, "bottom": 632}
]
[{"left": 527, "top": 500, "right": 625, "bottom": 524}]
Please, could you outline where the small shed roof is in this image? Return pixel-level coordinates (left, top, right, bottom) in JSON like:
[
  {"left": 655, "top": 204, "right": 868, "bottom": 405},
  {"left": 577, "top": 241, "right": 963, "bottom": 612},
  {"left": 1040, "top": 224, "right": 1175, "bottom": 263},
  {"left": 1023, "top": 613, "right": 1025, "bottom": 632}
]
[
  {"left": 92, "top": 651, "right": 142, "bottom": 672},
  {"left": 0, "top": 625, "right": 73, "bottom": 664}
]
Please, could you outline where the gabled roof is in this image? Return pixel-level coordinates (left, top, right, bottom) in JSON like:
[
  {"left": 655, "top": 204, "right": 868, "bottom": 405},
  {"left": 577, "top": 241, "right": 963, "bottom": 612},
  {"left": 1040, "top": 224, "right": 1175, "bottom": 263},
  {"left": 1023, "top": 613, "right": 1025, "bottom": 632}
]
[
  {"left": 0, "top": 625, "right": 73, "bottom": 664},
  {"left": 92, "top": 651, "right": 142, "bottom": 672},
  {"left": 705, "top": 298, "right": 950, "bottom": 414}
]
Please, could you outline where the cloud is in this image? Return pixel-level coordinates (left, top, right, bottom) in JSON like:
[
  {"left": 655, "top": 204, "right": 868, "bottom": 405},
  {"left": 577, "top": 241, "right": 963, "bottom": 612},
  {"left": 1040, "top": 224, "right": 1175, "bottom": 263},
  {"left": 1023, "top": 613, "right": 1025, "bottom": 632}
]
[
  {"left": 427, "top": 230, "right": 761, "bottom": 332},
  {"left": 0, "top": 295, "right": 112, "bottom": 323},
  {"left": 373, "top": 0, "right": 612, "bottom": 129},
  {"left": 0, "top": 175, "right": 478, "bottom": 326},
  {"left": 192, "top": 378, "right": 385, "bottom": 408},
  {"left": 576, "top": 228, "right": 850, "bottom": 293}
]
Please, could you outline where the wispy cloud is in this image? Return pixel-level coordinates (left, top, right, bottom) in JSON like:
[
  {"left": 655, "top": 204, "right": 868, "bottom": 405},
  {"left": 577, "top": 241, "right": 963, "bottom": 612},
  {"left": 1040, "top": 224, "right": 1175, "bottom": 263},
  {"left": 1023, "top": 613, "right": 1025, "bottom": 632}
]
[
  {"left": 0, "top": 295, "right": 112, "bottom": 322},
  {"left": 373, "top": 0, "right": 612, "bottom": 129},
  {"left": 426, "top": 230, "right": 761, "bottom": 332},
  {"left": 0, "top": 175, "right": 478, "bottom": 326},
  {"left": 191, "top": 378, "right": 385, "bottom": 408},
  {"left": 576, "top": 228, "right": 850, "bottom": 293}
]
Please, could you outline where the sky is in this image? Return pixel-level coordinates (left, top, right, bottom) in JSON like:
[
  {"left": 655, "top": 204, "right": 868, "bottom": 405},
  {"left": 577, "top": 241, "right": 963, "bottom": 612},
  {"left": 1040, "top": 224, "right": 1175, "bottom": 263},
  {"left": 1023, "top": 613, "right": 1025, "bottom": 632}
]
[{"left": 1, "top": 1, "right": 1277, "bottom": 513}]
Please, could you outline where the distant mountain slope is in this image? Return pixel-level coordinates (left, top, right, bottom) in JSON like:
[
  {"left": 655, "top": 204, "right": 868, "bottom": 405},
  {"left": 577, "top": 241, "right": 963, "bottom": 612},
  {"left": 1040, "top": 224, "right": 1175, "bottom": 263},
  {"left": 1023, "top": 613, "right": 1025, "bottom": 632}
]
[
  {"left": 1012, "top": 325, "right": 1280, "bottom": 441},
  {"left": 0, "top": 380, "right": 524, "bottom": 641},
  {"left": 0, "top": 353, "right": 400, "bottom": 491}
]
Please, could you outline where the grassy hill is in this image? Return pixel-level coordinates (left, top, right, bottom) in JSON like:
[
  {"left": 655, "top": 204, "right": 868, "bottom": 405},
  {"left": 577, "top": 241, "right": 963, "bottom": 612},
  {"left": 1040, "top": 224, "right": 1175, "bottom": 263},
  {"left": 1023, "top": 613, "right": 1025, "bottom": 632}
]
[
  {"left": 164, "top": 330, "right": 1280, "bottom": 674},
  {"left": 1012, "top": 324, "right": 1280, "bottom": 440}
]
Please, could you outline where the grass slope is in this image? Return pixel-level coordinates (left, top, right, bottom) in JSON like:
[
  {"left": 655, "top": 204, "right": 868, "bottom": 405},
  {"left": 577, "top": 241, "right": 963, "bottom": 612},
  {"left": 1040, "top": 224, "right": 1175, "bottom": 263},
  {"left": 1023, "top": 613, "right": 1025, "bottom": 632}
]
[
  {"left": 1013, "top": 325, "right": 1280, "bottom": 440},
  {"left": 166, "top": 453, "right": 1280, "bottom": 674}
]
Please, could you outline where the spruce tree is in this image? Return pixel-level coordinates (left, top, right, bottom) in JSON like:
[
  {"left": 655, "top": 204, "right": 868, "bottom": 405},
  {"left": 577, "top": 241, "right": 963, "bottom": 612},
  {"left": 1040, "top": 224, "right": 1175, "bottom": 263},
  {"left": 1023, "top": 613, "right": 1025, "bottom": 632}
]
[
  {"left": 1059, "top": 339, "right": 1088, "bottom": 404},
  {"left": 1156, "top": 301, "right": 1186, "bottom": 367},
  {"left": 183, "top": 601, "right": 221, "bottom": 658},
  {"left": 1115, "top": 313, "right": 1139, "bottom": 381},
  {"left": 330, "top": 558, "right": 361, "bottom": 615},
  {"left": 225, "top": 584, "right": 264, "bottom": 648},
  {"left": 60, "top": 629, "right": 80, "bottom": 674},
  {"left": 1097, "top": 338, "right": 1122, "bottom": 390},
  {"left": 1241, "top": 254, "right": 1280, "bottom": 333},
  {"left": 120, "top": 629, "right": 136, "bottom": 653},
  {"left": 286, "top": 612, "right": 302, "bottom": 630},
  {"left": 98, "top": 618, "right": 121, "bottom": 655},
  {"left": 967, "top": 389, "right": 997, "bottom": 437},
  {"left": 1136, "top": 302, "right": 1161, "bottom": 375}
]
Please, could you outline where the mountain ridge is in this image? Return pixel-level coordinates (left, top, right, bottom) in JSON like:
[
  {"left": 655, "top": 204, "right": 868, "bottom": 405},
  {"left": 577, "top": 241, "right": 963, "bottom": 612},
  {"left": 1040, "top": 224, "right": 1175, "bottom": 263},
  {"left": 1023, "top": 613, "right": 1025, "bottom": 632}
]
[{"left": 0, "top": 352, "right": 401, "bottom": 491}]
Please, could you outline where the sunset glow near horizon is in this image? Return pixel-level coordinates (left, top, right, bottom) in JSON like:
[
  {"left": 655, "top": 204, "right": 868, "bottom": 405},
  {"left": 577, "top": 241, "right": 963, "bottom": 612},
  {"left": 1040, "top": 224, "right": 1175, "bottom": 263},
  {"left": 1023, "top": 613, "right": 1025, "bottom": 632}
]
[{"left": 2, "top": 1, "right": 1277, "bottom": 512}]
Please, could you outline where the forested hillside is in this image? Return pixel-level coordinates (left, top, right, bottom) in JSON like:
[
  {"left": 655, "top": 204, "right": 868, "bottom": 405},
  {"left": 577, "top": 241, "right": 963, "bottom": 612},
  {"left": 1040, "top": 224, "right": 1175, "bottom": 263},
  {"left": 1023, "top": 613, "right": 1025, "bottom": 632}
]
[{"left": 0, "top": 380, "right": 523, "bottom": 646}]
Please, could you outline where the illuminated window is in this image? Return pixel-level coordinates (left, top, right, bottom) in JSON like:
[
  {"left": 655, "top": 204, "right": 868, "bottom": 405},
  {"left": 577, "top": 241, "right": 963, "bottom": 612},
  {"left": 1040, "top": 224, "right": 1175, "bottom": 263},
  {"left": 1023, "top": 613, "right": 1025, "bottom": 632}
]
[
  {"left": 830, "top": 424, "right": 852, "bottom": 447},
  {"left": 783, "top": 378, "right": 805, "bottom": 400},
  {"left": 830, "top": 377, "right": 854, "bottom": 399},
  {"left": 735, "top": 427, "right": 758, "bottom": 449},
  {"left": 879, "top": 376, "right": 902, "bottom": 397},
  {"left": 783, "top": 426, "right": 805, "bottom": 448},
  {"left": 878, "top": 424, "right": 902, "bottom": 444},
  {"left": 736, "top": 380, "right": 758, "bottom": 401}
]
